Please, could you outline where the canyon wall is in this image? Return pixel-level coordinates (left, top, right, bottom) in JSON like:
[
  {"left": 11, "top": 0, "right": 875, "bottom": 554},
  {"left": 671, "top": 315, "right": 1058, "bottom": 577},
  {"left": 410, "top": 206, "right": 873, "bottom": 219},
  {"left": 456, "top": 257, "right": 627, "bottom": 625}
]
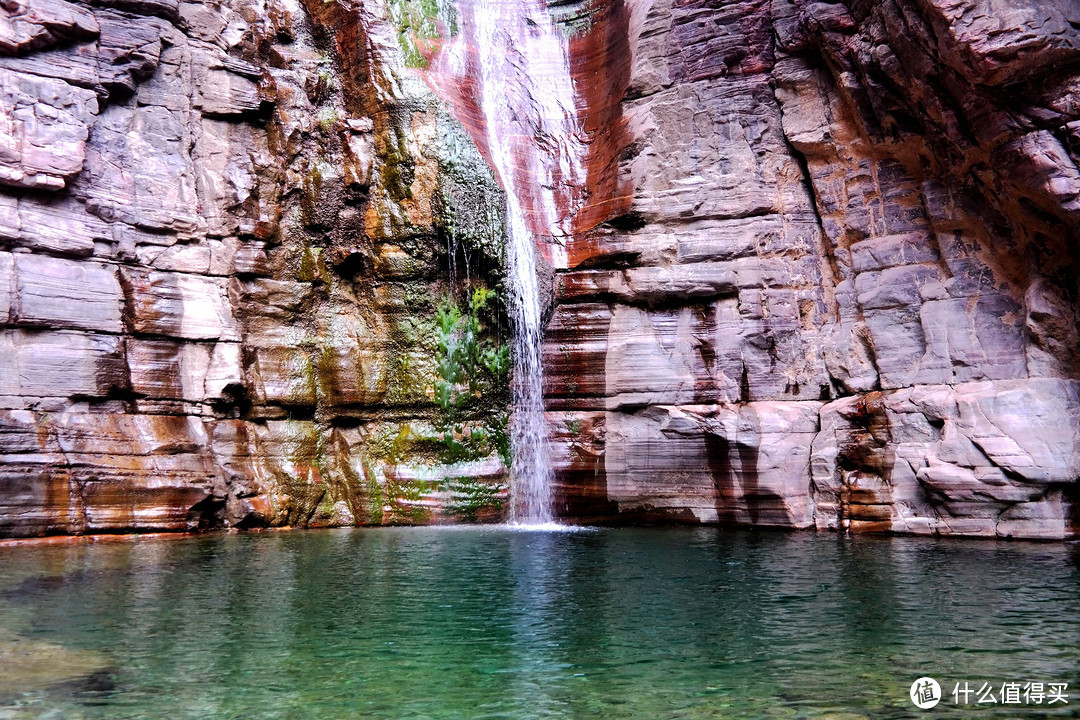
[
  {"left": 2, "top": 0, "right": 1079, "bottom": 539},
  {"left": 0, "top": 0, "right": 512, "bottom": 536},
  {"left": 547, "top": 0, "right": 1080, "bottom": 538}
]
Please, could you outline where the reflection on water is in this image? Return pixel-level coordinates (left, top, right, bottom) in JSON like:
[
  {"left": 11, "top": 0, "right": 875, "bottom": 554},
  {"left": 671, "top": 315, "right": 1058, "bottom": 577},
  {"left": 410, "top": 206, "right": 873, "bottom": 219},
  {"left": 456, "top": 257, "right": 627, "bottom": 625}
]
[{"left": 1, "top": 528, "right": 1079, "bottom": 719}]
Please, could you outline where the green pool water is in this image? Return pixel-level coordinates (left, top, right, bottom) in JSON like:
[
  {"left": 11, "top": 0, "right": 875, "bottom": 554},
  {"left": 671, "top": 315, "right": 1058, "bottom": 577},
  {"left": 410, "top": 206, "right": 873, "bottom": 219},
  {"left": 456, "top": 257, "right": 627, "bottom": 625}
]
[{"left": 0, "top": 527, "right": 1078, "bottom": 719}]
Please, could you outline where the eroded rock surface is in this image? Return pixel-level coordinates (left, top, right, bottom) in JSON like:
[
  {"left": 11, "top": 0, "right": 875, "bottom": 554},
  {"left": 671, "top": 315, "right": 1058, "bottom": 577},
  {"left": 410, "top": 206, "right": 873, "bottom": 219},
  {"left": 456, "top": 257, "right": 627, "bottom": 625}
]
[
  {"left": 2, "top": 0, "right": 1079, "bottom": 539},
  {"left": 0, "top": 0, "right": 510, "bottom": 536},
  {"left": 542, "top": 0, "right": 1080, "bottom": 538}
]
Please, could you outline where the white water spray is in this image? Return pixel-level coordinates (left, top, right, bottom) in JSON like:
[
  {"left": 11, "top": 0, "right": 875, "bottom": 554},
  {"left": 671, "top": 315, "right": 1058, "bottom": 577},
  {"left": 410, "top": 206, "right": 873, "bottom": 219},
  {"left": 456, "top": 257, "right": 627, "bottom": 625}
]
[
  {"left": 467, "top": 4, "right": 585, "bottom": 524},
  {"left": 503, "top": 200, "right": 554, "bottom": 525},
  {"left": 426, "top": 0, "right": 590, "bottom": 524}
]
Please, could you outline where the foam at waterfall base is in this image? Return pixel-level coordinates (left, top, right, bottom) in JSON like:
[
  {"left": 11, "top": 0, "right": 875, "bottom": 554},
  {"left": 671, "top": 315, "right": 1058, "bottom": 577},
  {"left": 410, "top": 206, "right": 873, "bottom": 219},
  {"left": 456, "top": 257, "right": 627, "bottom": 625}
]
[
  {"left": 502, "top": 521, "right": 594, "bottom": 533},
  {"left": 402, "top": 523, "right": 597, "bottom": 533}
]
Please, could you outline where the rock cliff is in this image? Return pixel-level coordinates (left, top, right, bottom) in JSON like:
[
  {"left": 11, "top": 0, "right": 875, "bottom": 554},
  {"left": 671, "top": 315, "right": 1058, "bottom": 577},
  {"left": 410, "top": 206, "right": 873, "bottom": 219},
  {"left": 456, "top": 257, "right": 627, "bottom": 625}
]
[
  {"left": 543, "top": 0, "right": 1080, "bottom": 539},
  {"left": 2, "top": 0, "right": 1079, "bottom": 539},
  {"left": 0, "top": 0, "right": 512, "bottom": 536}
]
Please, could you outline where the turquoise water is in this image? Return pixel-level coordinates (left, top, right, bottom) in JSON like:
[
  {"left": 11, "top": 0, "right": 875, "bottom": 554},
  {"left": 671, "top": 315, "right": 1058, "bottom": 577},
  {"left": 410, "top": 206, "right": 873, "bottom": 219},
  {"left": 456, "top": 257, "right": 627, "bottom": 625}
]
[{"left": 0, "top": 527, "right": 1078, "bottom": 719}]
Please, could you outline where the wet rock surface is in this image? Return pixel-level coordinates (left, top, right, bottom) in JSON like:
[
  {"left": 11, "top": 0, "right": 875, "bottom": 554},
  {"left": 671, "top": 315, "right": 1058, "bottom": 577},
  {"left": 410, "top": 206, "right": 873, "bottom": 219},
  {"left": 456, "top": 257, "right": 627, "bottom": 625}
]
[
  {"left": 2, "top": 0, "right": 1080, "bottom": 538},
  {"left": 0, "top": 0, "right": 511, "bottom": 536},
  {"left": 543, "top": 0, "right": 1080, "bottom": 538}
]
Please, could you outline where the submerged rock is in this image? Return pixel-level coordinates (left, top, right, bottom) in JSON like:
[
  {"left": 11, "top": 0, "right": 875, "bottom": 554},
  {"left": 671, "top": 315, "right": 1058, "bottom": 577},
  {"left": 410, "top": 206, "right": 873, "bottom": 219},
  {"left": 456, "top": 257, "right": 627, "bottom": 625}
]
[{"left": 0, "top": 630, "right": 111, "bottom": 694}]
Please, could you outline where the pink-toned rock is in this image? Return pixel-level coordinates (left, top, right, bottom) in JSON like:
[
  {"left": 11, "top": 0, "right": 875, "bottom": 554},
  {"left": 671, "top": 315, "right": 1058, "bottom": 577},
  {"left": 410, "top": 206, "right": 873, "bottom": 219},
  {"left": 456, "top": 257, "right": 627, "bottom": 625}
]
[
  {"left": 0, "top": 69, "right": 97, "bottom": 189},
  {"left": 0, "top": 0, "right": 99, "bottom": 56},
  {"left": 122, "top": 268, "right": 240, "bottom": 341},
  {"left": 0, "top": 0, "right": 1079, "bottom": 540},
  {"left": 11, "top": 253, "right": 123, "bottom": 332}
]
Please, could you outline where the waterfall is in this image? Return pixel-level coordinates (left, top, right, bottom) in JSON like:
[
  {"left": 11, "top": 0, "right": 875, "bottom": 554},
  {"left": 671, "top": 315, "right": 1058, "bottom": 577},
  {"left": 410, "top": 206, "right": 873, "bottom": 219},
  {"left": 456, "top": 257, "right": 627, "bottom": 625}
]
[
  {"left": 470, "top": 5, "right": 562, "bottom": 525},
  {"left": 418, "top": 0, "right": 618, "bottom": 525},
  {"left": 503, "top": 203, "right": 554, "bottom": 525}
]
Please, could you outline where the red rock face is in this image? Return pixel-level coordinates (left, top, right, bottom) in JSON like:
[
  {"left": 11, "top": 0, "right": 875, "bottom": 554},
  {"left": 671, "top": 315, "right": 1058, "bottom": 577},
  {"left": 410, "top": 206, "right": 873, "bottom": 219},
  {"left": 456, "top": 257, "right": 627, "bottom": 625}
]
[
  {"left": 416, "top": 0, "right": 634, "bottom": 265},
  {"left": 0, "top": 0, "right": 515, "bottom": 538},
  {"left": 3, "top": 0, "right": 1080, "bottom": 540},
  {"left": 538, "top": 0, "right": 1080, "bottom": 536},
  {"left": 382, "top": 0, "right": 1080, "bottom": 537}
]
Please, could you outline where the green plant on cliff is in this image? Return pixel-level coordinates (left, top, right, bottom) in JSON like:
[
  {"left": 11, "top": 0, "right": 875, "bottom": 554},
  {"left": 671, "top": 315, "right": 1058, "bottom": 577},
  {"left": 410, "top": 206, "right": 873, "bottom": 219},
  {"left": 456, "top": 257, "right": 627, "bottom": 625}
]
[
  {"left": 380, "top": 127, "right": 415, "bottom": 204},
  {"left": 445, "top": 476, "right": 504, "bottom": 522},
  {"left": 299, "top": 163, "right": 328, "bottom": 228},
  {"left": 433, "top": 287, "right": 510, "bottom": 466},
  {"left": 388, "top": 0, "right": 458, "bottom": 68},
  {"left": 316, "top": 106, "right": 339, "bottom": 132}
]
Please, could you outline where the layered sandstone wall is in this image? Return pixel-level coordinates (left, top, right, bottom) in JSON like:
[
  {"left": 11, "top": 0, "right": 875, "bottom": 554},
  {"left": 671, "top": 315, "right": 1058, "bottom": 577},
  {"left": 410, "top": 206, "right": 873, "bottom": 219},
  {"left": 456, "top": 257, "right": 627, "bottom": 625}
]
[
  {"left": 548, "top": 0, "right": 1080, "bottom": 538},
  {"left": 2, "top": 0, "right": 1079, "bottom": 539},
  {"left": 0, "top": 0, "right": 510, "bottom": 536}
]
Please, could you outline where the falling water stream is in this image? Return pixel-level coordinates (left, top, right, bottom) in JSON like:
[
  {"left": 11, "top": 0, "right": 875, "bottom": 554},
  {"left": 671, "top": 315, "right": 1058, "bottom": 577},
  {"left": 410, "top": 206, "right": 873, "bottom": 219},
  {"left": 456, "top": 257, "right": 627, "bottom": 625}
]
[
  {"left": 419, "top": 0, "right": 632, "bottom": 524},
  {"left": 424, "top": 1, "right": 593, "bottom": 525},
  {"left": 474, "top": 7, "right": 571, "bottom": 525},
  {"left": 502, "top": 201, "right": 556, "bottom": 525}
]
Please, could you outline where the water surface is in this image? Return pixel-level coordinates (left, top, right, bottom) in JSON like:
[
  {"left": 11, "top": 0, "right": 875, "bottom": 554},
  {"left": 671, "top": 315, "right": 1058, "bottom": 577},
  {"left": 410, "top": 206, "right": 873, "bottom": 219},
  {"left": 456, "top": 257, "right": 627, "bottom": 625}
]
[{"left": 1, "top": 527, "right": 1078, "bottom": 719}]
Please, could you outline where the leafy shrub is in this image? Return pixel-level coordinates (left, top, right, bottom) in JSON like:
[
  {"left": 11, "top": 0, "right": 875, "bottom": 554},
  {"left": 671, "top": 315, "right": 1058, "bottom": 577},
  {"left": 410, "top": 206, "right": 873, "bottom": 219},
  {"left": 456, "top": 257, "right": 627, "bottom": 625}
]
[{"left": 433, "top": 287, "right": 510, "bottom": 466}]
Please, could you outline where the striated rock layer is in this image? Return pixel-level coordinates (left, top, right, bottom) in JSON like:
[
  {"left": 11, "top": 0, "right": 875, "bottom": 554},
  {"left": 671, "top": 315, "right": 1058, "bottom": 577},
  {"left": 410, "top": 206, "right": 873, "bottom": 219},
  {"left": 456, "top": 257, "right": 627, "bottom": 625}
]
[
  {"left": 0, "top": 0, "right": 514, "bottom": 537},
  {"left": 2, "top": 0, "right": 1080, "bottom": 539},
  {"left": 539, "top": 0, "right": 1080, "bottom": 538}
]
